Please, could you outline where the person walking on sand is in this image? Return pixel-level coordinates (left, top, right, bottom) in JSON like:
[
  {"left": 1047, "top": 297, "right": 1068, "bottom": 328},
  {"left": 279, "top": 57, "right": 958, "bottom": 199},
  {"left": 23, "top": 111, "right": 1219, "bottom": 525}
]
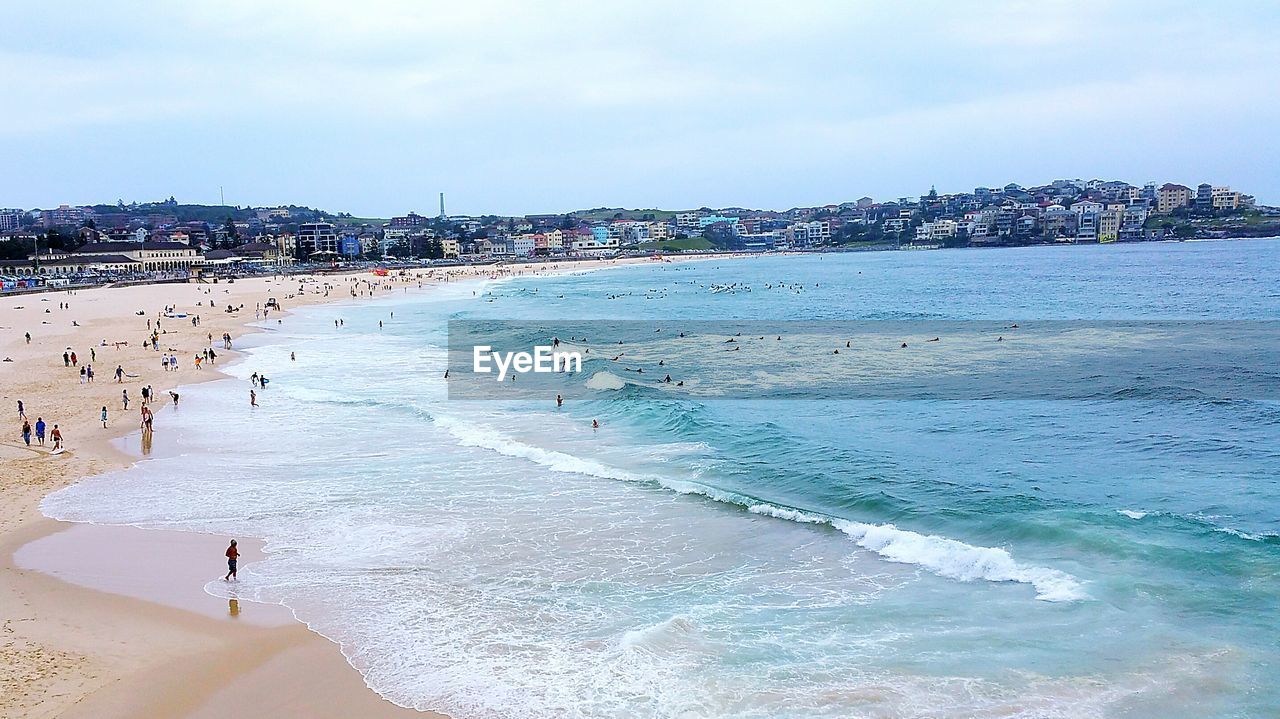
[
  {"left": 115, "top": 365, "right": 124, "bottom": 382},
  {"left": 35, "top": 417, "right": 45, "bottom": 446},
  {"left": 101, "top": 406, "right": 108, "bottom": 429},
  {"left": 79, "top": 366, "right": 86, "bottom": 384},
  {"left": 224, "top": 540, "right": 239, "bottom": 581},
  {"left": 51, "top": 425, "right": 62, "bottom": 450},
  {"left": 122, "top": 389, "right": 130, "bottom": 410},
  {"left": 17, "top": 400, "right": 24, "bottom": 420},
  {"left": 21, "top": 420, "right": 32, "bottom": 446}
]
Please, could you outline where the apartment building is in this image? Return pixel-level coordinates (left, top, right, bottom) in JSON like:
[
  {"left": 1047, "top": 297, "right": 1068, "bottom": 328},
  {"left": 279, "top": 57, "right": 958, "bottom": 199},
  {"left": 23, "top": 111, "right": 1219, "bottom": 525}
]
[
  {"left": 296, "top": 222, "right": 339, "bottom": 255},
  {"left": 1211, "top": 186, "right": 1244, "bottom": 211},
  {"left": 1156, "top": 184, "right": 1193, "bottom": 213},
  {"left": 0, "top": 208, "right": 25, "bottom": 231}
]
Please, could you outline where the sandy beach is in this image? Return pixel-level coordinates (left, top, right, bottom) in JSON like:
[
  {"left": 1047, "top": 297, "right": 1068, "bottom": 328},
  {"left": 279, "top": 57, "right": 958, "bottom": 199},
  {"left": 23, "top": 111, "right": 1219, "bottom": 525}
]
[{"left": 0, "top": 256, "right": 732, "bottom": 718}]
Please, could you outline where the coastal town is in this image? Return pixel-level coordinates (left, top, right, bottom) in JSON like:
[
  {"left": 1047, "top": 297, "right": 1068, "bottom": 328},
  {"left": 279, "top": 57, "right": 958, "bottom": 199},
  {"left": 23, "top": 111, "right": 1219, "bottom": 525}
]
[{"left": 0, "top": 177, "right": 1275, "bottom": 290}]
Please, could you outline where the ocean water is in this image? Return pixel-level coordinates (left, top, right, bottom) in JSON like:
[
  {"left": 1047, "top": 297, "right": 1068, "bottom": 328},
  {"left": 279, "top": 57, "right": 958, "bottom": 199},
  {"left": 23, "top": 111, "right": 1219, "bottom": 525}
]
[{"left": 43, "top": 240, "right": 1280, "bottom": 718}]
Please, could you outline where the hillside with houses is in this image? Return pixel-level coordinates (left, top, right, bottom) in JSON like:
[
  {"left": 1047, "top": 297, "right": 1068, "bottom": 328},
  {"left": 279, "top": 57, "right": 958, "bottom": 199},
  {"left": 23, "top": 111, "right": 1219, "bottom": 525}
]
[{"left": 1, "top": 178, "right": 1276, "bottom": 285}]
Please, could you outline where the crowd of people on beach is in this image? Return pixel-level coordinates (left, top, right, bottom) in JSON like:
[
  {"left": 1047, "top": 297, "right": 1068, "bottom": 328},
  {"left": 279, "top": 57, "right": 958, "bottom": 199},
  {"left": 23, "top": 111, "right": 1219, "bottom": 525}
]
[
  {"left": 15, "top": 265, "right": 603, "bottom": 454},
  {"left": 12, "top": 297, "right": 222, "bottom": 455}
]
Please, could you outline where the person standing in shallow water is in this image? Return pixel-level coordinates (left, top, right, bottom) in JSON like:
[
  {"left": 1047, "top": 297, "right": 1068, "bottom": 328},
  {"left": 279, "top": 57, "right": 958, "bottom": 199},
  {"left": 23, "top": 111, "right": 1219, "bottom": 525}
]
[{"left": 224, "top": 540, "right": 239, "bottom": 581}]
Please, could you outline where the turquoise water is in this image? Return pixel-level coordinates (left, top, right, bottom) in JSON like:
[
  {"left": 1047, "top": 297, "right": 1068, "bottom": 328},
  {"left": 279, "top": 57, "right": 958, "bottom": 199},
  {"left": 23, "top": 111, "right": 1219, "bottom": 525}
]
[{"left": 45, "top": 240, "right": 1280, "bottom": 718}]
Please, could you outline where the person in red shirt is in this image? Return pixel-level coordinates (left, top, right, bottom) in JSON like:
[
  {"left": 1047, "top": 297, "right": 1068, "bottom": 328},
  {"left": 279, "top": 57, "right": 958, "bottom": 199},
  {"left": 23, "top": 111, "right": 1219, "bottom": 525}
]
[{"left": 224, "top": 540, "right": 239, "bottom": 581}]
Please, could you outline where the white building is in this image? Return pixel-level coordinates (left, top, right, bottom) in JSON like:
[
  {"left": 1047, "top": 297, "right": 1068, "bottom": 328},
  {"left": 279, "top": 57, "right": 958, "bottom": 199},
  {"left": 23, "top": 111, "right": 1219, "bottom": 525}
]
[
  {"left": 511, "top": 235, "right": 535, "bottom": 256},
  {"left": 297, "top": 222, "right": 339, "bottom": 255},
  {"left": 51, "top": 241, "right": 201, "bottom": 272},
  {"left": 572, "top": 235, "right": 619, "bottom": 254},
  {"left": 915, "top": 220, "right": 957, "bottom": 242},
  {"left": 0, "top": 208, "right": 24, "bottom": 232},
  {"left": 675, "top": 212, "right": 702, "bottom": 228}
]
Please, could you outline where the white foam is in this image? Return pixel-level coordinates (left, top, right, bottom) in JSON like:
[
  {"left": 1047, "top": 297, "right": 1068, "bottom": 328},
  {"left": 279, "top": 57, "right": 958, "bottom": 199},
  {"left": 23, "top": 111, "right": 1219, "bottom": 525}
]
[
  {"left": 432, "top": 413, "right": 1087, "bottom": 603},
  {"left": 432, "top": 413, "right": 650, "bottom": 484},
  {"left": 1117, "top": 509, "right": 1148, "bottom": 520},
  {"left": 1214, "top": 526, "right": 1268, "bottom": 541},
  {"left": 833, "top": 519, "right": 1087, "bottom": 602},
  {"left": 619, "top": 615, "right": 699, "bottom": 653},
  {"left": 585, "top": 371, "right": 627, "bottom": 390},
  {"left": 747, "top": 502, "right": 1085, "bottom": 602}
]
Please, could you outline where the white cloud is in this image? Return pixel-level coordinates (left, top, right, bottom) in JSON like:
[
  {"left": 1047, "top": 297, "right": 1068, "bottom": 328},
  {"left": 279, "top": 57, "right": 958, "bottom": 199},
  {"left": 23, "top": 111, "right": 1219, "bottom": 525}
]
[{"left": 1, "top": 1, "right": 1277, "bottom": 212}]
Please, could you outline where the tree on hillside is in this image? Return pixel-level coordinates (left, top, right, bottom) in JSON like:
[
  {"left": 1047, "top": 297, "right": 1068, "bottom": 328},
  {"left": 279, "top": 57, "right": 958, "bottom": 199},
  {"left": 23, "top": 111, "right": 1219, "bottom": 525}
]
[
  {"left": 223, "top": 217, "right": 240, "bottom": 247},
  {"left": 0, "top": 237, "right": 36, "bottom": 261},
  {"left": 44, "top": 227, "right": 75, "bottom": 251}
]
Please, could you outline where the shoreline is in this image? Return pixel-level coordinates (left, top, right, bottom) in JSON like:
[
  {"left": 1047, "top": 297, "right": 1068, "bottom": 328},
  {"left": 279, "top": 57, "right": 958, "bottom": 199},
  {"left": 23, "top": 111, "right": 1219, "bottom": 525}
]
[{"left": 0, "top": 254, "right": 741, "bottom": 718}]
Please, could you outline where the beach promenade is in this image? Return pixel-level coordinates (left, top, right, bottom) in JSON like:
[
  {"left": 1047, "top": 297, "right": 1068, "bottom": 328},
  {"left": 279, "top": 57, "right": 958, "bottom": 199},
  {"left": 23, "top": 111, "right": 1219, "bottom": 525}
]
[{"left": 0, "top": 257, "right": 717, "bottom": 718}]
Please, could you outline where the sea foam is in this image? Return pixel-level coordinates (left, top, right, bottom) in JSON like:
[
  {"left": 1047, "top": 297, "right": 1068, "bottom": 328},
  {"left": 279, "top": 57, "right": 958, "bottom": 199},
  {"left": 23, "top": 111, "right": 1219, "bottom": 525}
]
[{"left": 435, "top": 412, "right": 1086, "bottom": 602}]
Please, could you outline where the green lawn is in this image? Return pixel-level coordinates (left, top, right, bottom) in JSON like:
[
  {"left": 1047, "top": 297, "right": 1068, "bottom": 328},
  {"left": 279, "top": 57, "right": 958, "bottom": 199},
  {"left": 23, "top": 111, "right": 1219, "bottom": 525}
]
[
  {"left": 577, "top": 208, "right": 682, "bottom": 222},
  {"left": 333, "top": 217, "right": 390, "bottom": 226},
  {"left": 1198, "top": 212, "right": 1275, "bottom": 227},
  {"left": 638, "top": 237, "right": 714, "bottom": 252}
]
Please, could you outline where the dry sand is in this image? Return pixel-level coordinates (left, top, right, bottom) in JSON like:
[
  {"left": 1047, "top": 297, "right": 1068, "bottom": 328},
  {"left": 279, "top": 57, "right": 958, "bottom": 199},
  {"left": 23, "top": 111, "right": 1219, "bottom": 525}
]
[{"left": 0, "top": 255, "right": 741, "bottom": 718}]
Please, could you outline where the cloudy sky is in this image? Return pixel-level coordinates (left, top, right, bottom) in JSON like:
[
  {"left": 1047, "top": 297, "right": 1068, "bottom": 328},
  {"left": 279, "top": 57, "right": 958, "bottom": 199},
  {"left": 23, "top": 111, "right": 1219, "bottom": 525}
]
[{"left": 3, "top": 1, "right": 1277, "bottom": 216}]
